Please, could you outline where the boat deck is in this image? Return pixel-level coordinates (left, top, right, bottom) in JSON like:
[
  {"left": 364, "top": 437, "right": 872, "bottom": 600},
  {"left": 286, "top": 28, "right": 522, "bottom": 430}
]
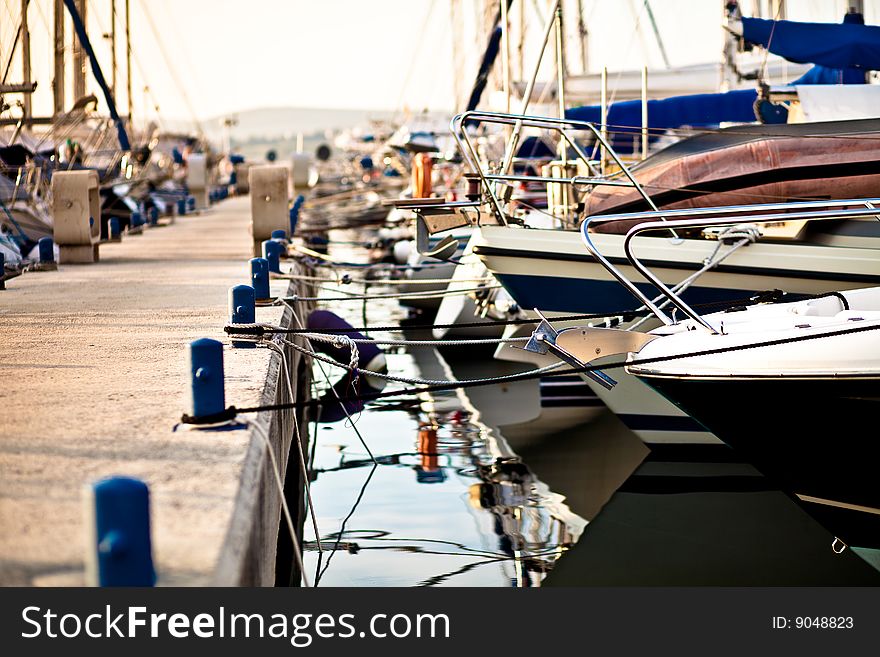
[{"left": 0, "top": 196, "right": 299, "bottom": 586}]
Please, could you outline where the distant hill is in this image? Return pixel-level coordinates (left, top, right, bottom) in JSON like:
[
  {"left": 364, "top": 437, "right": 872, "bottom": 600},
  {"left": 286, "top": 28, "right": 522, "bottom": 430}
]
[
  {"left": 180, "top": 105, "right": 447, "bottom": 161},
  {"left": 201, "top": 106, "right": 400, "bottom": 143}
]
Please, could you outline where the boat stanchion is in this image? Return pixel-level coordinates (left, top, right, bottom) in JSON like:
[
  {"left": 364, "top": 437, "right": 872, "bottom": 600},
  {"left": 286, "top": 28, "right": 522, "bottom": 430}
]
[
  {"left": 85, "top": 476, "right": 156, "bottom": 586},
  {"left": 262, "top": 240, "right": 283, "bottom": 275},
  {"left": 250, "top": 257, "right": 271, "bottom": 302},
  {"left": 228, "top": 284, "right": 256, "bottom": 349}
]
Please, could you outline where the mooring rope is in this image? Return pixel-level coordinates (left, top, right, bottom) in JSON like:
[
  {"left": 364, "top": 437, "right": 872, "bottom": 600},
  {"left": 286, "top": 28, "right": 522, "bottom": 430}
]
[
  {"left": 181, "top": 319, "right": 880, "bottom": 426},
  {"left": 276, "top": 284, "right": 502, "bottom": 304},
  {"left": 246, "top": 419, "right": 311, "bottom": 587}
]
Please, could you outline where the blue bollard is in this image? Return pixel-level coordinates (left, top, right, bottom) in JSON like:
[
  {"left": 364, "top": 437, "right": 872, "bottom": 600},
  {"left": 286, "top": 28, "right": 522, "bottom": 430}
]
[
  {"left": 89, "top": 476, "right": 156, "bottom": 587},
  {"left": 228, "top": 285, "right": 256, "bottom": 349},
  {"left": 38, "top": 236, "right": 55, "bottom": 263},
  {"left": 261, "top": 240, "right": 283, "bottom": 274},
  {"left": 289, "top": 194, "right": 305, "bottom": 236},
  {"left": 149, "top": 206, "right": 159, "bottom": 225},
  {"left": 177, "top": 198, "right": 187, "bottom": 216},
  {"left": 271, "top": 229, "right": 287, "bottom": 241},
  {"left": 250, "top": 257, "right": 270, "bottom": 300},
  {"left": 188, "top": 337, "right": 226, "bottom": 417},
  {"left": 131, "top": 211, "right": 144, "bottom": 227},
  {"left": 109, "top": 217, "right": 121, "bottom": 239},
  {"left": 187, "top": 196, "right": 196, "bottom": 212}
]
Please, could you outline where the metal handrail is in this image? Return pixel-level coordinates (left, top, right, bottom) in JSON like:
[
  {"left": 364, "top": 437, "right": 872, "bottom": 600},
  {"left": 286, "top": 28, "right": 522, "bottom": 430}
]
[
  {"left": 448, "top": 110, "right": 675, "bottom": 236},
  {"left": 580, "top": 198, "right": 880, "bottom": 333},
  {"left": 588, "top": 197, "right": 880, "bottom": 224}
]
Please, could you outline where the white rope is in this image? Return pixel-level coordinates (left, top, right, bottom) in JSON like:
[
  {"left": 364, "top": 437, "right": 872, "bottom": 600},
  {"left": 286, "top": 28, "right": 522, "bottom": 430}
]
[
  {"left": 296, "top": 332, "right": 531, "bottom": 347},
  {"left": 264, "top": 340, "right": 323, "bottom": 554},
  {"left": 246, "top": 419, "right": 311, "bottom": 587},
  {"left": 278, "top": 284, "right": 503, "bottom": 303},
  {"left": 276, "top": 336, "right": 565, "bottom": 387},
  {"left": 274, "top": 271, "right": 492, "bottom": 286}
]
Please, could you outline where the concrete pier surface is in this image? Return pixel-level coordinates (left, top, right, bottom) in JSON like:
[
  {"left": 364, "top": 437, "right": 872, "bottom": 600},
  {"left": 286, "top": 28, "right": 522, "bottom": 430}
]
[{"left": 0, "top": 196, "right": 305, "bottom": 586}]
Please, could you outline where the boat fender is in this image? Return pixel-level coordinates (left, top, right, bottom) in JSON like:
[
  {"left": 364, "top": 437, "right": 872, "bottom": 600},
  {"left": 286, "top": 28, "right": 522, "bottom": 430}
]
[{"left": 307, "top": 310, "right": 387, "bottom": 423}]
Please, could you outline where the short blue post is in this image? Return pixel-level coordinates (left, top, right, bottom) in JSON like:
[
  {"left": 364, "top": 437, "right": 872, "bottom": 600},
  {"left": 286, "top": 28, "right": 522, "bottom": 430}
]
[
  {"left": 109, "top": 217, "right": 121, "bottom": 239},
  {"left": 261, "top": 240, "right": 282, "bottom": 274},
  {"left": 271, "top": 229, "right": 287, "bottom": 241},
  {"left": 228, "top": 285, "right": 256, "bottom": 349},
  {"left": 188, "top": 337, "right": 226, "bottom": 417},
  {"left": 38, "top": 236, "right": 55, "bottom": 263},
  {"left": 250, "top": 257, "right": 270, "bottom": 300},
  {"left": 187, "top": 195, "right": 196, "bottom": 212},
  {"left": 177, "top": 198, "right": 187, "bottom": 216},
  {"left": 131, "top": 211, "right": 144, "bottom": 227},
  {"left": 149, "top": 206, "right": 159, "bottom": 225},
  {"left": 89, "top": 476, "right": 156, "bottom": 587},
  {"left": 289, "top": 194, "right": 305, "bottom": 236}
]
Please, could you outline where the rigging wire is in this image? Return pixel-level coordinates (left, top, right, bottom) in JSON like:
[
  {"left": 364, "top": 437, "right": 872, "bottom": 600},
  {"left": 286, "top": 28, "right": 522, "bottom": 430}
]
[{"left": 135, "top": 0, "right": 204, "bottom": 136}]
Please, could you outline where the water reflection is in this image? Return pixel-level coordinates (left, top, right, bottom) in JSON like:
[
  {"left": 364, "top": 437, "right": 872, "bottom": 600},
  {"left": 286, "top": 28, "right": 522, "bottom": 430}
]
[
  {"left": 303, "top": 341, "right": 599, "bottom": 587},
  {"left": 301, "top": 256, "right": 880, "bottom": 586}
]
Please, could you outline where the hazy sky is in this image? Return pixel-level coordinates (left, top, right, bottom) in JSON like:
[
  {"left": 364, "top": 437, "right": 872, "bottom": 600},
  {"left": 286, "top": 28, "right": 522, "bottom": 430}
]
[{"left": 3, "top": 0, "right": 875, "bottom": 128}]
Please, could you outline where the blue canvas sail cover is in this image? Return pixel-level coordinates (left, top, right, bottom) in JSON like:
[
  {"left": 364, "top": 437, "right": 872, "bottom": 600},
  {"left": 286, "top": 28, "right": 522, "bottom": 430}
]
[
  {"left": 565, "top": 89, "right": 758, "bottom": 150},
  {"left": 741, "top": 15, "right": 880, "bottom": 70}
]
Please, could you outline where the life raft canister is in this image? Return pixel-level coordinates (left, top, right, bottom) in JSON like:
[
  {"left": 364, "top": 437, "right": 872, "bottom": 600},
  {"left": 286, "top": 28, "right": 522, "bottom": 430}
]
[{"left": 307, "top": 310, "right": 387, "bottom": 423}]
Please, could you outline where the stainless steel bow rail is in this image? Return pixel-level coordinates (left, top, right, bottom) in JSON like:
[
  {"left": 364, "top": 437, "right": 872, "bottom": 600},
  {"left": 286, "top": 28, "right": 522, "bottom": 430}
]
[
  {"left": 452, "top": 110, "right": 667, "bottom": 228},
  {"left": 393, "top": 110, "right": 678, "bottom": 239},
  {"left": 580, "top": 197, "right": 880, "bottom": 333}
]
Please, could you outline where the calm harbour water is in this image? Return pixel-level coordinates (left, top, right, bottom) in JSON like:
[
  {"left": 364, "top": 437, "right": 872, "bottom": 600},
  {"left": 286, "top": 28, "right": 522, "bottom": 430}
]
[{"left": 299, "top": 253, "right": 880, "bottom": 587}]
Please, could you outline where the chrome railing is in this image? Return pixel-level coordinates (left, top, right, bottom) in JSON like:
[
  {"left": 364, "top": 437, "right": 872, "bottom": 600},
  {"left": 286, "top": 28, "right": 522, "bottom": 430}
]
[
  {"left": 449, "top": 110, "right": 674, "bottom": 235},
  {"left": 580, "top": 198, "right": 880, "bottom": 332}
]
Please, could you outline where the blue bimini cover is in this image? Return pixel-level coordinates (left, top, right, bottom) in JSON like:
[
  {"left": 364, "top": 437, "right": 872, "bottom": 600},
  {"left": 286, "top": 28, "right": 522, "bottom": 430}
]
[
  {"left": 565, "top": 89, "right": 758, "bottom": 150},
  {"left": 741, "top": 16, "right": 880, "bottom": 70}
]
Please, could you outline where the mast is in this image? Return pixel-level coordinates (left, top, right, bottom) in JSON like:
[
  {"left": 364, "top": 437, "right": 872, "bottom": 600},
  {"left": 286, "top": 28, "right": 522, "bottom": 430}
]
[
  {"left": 125, "top": 0, "right": 132, "bottom": 122},
  {"left": 54, "top": 0, "right": 65, "bottom": 115},
  {"left": 72, "top": 0, "right": 87, "bottom": 100},
  {"left": 576, "top": 0, "right": 588, "bottom": 73},
  {"left": 517, "top": 0, "right": 524, "bottom": 80},
  {"left": 501, "top": 0, "right": 510, "bottom": 114},
  {"left": 110, "top": 0, "right": 117, "bottom": 96},
  {"left": 21, "top": 0, "right": 31, "bottom": 118}
]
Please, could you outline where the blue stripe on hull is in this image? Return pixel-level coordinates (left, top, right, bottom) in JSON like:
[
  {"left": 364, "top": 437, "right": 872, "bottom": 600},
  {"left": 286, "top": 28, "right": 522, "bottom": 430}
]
[{"left": 495, "top": 272, "right": 753, "bottom": 314}]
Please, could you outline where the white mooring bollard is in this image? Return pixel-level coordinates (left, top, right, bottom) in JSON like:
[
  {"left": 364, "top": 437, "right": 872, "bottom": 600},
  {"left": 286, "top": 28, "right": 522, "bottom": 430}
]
[
  {"left": 51, "top": 169, "right": 101, "bottom": 264},
  {"left": 248, "top": 164, "right": 290, "bottom": 257},
  {"left": 186, "top": 153, "right": 210, "bottom": 210}
]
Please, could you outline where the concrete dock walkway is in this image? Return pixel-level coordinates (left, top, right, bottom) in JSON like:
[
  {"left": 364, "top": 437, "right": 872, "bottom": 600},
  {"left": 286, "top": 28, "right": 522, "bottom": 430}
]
[{"left": 0, "top": 196, "right": 303, "bottom": 586}]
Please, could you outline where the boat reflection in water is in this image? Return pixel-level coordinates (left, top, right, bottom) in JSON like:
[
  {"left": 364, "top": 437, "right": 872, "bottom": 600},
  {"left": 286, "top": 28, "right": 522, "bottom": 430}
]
[{"left": 301, "top": 297, "right": 880, "bottom": 587}]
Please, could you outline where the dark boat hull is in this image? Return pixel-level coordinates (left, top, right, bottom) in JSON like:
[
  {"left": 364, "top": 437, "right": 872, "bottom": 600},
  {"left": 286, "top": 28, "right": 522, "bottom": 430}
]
[{"left": 637, "top": 374, "right": 880, "bottom": 548}]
